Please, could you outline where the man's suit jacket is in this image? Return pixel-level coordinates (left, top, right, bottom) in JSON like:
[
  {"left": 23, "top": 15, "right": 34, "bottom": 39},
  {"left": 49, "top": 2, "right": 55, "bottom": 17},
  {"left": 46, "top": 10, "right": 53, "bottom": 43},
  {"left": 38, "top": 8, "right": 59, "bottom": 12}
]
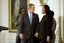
[
  {"left": 39, "top": 15, "right": 53, "bottom": 40},
  {"left": 19, "top": 13, "right": 39, "bottom": 39}
]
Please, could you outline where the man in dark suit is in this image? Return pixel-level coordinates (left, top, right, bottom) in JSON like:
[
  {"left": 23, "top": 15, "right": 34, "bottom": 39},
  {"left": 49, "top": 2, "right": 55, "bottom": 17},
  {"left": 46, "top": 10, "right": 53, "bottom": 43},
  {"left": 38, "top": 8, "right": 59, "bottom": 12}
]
[
  {"left": 19, "top": 4, "right": 39, "bottom": 43},
  {"left": 39, "top": 5, "right": 53, "bottom": 43}
]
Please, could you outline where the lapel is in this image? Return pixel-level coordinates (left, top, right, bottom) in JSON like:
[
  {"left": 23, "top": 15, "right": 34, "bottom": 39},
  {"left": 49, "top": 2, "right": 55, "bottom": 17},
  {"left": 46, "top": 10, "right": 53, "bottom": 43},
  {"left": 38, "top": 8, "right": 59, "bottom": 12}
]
[
  {"left": 40, "top": 15, "right": 46, "bottom": 23},
  {"left": 32, "top": 13, "right": 35, "bottom": 25},
  {"left": 26, "top": 13, "right": 30, "bottom": 26},
  {"left": 26, "top": 13, "right": 34, "bottom": 26}
]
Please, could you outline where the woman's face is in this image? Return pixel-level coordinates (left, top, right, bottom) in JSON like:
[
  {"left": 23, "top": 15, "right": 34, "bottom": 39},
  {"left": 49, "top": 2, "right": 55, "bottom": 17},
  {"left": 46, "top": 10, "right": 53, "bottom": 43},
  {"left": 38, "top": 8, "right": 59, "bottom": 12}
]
[
  {"left": 21, "top": 9, "right": 25, "bottom": 14},
  {"left": 41, "top": 6, "right": 46, "bottom": 14}
]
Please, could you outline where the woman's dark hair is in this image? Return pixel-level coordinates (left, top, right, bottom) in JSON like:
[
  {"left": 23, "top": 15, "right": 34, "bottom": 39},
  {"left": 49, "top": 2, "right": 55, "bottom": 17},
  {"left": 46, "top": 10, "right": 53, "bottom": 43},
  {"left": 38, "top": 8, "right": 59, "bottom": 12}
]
[
  {"left": 19, "top": 7, "right": 26, "bottom": 14},
  {"left": 44, "top": 5, "right": 50, "bottom": 13},
  {"left": 43, "top": 5, "right": 54, "bottom": 17}
]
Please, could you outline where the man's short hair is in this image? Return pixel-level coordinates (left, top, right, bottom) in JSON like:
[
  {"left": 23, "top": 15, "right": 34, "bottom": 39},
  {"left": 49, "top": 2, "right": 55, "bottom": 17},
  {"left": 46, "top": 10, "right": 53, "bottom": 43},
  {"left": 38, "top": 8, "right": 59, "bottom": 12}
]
[{"left": 27, "top": 4, "right": 34, "bottom": 8}]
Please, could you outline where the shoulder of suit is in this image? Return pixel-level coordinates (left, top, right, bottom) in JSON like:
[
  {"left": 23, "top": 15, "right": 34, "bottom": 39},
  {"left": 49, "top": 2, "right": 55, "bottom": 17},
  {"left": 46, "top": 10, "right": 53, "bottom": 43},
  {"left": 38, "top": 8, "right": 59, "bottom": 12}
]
[{"left": 33, "top": 13, "right": 38, "bottom": 16}]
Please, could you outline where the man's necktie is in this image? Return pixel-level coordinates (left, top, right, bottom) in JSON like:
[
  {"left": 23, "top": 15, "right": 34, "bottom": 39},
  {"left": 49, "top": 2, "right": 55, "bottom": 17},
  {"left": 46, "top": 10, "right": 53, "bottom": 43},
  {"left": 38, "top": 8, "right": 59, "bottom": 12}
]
[{"left": 30, "top": 14, "right": 32, "bottom": 25}]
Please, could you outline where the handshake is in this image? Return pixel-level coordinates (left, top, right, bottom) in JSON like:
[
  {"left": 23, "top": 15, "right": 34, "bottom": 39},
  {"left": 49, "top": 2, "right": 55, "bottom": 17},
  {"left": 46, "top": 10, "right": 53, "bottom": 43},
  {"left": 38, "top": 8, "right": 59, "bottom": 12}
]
[
  {"left": 19, "top": 32, "right": 51, "bottom": 43},
  {"left": 19, "top": 32, "right": 38, "bottom": 40}
]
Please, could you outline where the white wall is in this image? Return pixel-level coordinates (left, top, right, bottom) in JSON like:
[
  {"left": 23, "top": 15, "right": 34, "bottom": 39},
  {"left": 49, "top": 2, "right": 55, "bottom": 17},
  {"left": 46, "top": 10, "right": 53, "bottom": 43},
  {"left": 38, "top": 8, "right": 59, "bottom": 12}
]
[
  {"left": 60, "top": 0, "right": 64, "bottom": 41},
  {"left": 0, "top": 0, "right": 8, "bottom": 27},
  {"left": 0, "top": 0, "right": 1, "bottom": 24}
]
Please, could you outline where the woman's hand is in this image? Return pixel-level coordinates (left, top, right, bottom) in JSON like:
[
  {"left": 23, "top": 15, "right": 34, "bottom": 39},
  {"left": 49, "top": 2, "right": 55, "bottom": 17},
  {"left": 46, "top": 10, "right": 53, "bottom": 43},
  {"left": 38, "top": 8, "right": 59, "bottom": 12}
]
[
  {"left": 47, "top": 36, "right": 51, "bottom": 43},
  {"left": 35, "top": 32, "right": 38, "bottom": 38}
]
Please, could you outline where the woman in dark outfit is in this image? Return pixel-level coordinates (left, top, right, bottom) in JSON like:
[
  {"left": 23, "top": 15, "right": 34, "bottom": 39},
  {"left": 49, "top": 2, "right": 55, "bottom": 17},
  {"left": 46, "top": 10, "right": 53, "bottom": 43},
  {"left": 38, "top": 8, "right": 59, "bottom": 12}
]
[
  {"left": 39, "top": 5, "right": 54, "bottom": 43},
  {"left": 15, "top": 7, "right": 26, "bottom": 43}
]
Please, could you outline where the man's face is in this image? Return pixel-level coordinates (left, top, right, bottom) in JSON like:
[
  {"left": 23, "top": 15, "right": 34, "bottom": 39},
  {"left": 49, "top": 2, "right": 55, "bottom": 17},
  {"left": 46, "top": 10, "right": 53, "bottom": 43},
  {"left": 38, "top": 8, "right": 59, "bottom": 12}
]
[
  {"left": 30, "top": 5, "right": 35, "bottom": 13},
  {"left": 41, "top": 6, "right": 45, "bottom": 14}
]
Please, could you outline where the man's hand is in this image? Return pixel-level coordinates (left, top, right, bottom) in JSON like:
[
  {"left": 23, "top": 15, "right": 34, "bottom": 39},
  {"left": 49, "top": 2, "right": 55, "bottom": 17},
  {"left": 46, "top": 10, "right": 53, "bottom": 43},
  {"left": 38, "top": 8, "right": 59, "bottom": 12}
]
[
  {"left": 35, "top": 32, "right": 38, "bottom": 38},
  {"left": 47, "top": 36, "right": 51, "bottom": 43},
  {"left": 19, "top": 33, "right": 24, "bottom": 40}
]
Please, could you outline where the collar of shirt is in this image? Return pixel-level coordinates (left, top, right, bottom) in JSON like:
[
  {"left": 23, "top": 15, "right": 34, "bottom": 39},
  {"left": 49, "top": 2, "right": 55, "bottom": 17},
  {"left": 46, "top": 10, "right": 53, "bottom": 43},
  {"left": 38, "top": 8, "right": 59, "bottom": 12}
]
[{"left": 28, "top": 11, "right": 32, "bottom": 19}]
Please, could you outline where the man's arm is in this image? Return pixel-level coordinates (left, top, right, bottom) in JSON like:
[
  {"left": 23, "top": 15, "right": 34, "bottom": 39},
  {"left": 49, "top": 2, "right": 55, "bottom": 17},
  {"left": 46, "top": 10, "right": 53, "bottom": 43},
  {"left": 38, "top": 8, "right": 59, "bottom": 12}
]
[
  {"left": 36, "top": 15, "right": 39, "bottom": 32},
  {"left": 35, "top": 14, "right": 39, "bottom": 38},
  {"left": 46, "top": 17, "right": 53, "bottom": 42}
]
